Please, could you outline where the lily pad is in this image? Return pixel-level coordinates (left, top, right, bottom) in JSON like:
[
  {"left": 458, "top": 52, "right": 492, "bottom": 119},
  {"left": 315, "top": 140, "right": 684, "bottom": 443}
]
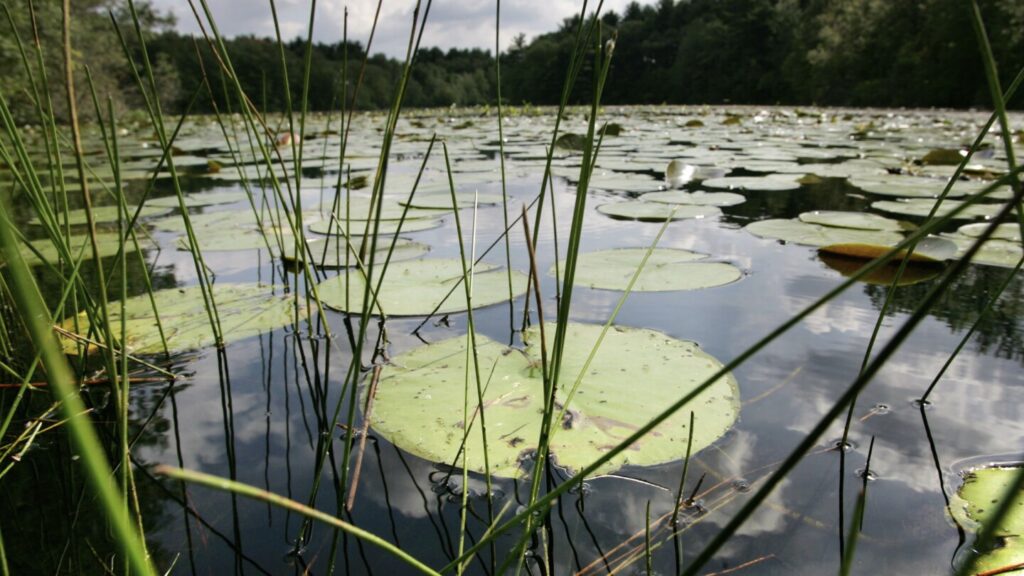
[
  {"left": 60, "top": 283, "right": 303, "bottom": 354},
  {"left": 176, "top": 227, "right": 285, "bottom": 252},
  {"left": 942, "top": 234, "right": 1024, "bottom": 268},
  {"left": 920, "top": 148, "right": 966, "bottom": 165},
  {"left": 30, "top": 204, "right": 171, "bottom": 226},
  {"left": 798, "top": 210, "right": 907, "bottom": 232},
  {"left": 951, "top": 466, "right": 1024, "bottom": 575},
  {"left": 551, "top": 248, "right": 741, "bottom": 292},
  {"left": 147, "top": 190, "right": 249, "bottom": 208},
  {"left": 849, "top": 175, "right": 967, "bottom": 199},
  {"left": 399, "top": 192, "right": 504, "bottom": 210},
  {"left": 641, "top": 190, "right": 746, "bottom": 207},
  {"left": 596, "top": 202, "right": 721, "bottom": 222},
  {"left": 871, "top": 198, "right": 1005, "bottom": 220},
  {"left": 958, "top": 222, "right": 1022, "bottom": 243},
  {"left": 818, "top": 236, "right": 957, "bottom": 263},
  {"left": 316, "top": 259, "right": 528, "bottom": 316},
  {"left": 370, "top": 322, "right": 741, "bottom": 477},
  {"left": 14, "top": 232, "right": 150, "bottom": 267},
  {"left": 702, "top": 176, "right": 801, "bottom": 191},
  {"left": 745, "top": 219, "right": 904, "bottom": 248},
  {"left": 307, "top": 216, "right": 443, "bottom": 236},
  {"left": 280, "top": 237, "right": 429, "bottom": 268}
]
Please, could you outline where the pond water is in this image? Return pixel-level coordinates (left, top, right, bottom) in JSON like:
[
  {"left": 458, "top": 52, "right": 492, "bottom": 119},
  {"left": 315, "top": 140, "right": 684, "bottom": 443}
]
[{"left": 3, "top": 105, "right": 1024, "bottom": 575}]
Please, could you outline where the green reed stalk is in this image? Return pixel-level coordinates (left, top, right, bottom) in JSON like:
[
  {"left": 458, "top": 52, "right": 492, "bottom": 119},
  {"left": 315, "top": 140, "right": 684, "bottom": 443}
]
[
  {"left": 442, "top": 143, "right": 496, "bottom": 571},
  {"left": 153, "top": 465, "right": 439, "bottom": 575},
  {"left": 672, "top": 411, "right": 697, "bottom": 529},
  {"left": 443, "top": 170, "right": 1023, "bottom": 573},
  {"left": 0, "top": 192, "right": 156, "bottom": 576},
  {"left": 839, "top": 436, "right": 872, "bottom": 576},
  {"left": 494, "top": 0, "right": 515, "bottom": 329}
]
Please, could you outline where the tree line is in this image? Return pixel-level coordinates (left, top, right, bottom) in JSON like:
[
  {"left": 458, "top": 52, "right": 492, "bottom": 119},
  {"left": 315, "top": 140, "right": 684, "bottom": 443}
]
[{"left": 1, "top": 0, "right": 1022, "bottom": 124}]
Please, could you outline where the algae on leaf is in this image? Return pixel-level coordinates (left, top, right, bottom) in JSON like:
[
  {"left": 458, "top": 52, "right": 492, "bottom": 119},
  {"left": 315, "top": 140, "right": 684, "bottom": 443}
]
[
  {"left": 370, "top": 323, "right": 741, "bottom": 477},
  {"left": 61, "top": 283, "right": 303, "bottom": 354}
]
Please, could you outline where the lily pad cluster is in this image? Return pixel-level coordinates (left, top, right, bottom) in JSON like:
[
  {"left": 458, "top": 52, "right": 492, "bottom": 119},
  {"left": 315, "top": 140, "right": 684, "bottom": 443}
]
[{"left": 369, "top": 322, "right": 741, "bottom": 477}]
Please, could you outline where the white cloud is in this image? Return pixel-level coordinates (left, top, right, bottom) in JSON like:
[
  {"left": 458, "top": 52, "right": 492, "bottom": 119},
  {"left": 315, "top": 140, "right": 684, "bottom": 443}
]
[{"left": 151, "top": 0, "right": 638, "bottom": 58}]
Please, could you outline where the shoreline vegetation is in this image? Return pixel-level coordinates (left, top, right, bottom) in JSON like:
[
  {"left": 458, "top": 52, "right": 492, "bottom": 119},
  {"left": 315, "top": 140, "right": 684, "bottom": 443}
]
[{"left": 2, "top": 0, "right": 1023, "bottom": 124}]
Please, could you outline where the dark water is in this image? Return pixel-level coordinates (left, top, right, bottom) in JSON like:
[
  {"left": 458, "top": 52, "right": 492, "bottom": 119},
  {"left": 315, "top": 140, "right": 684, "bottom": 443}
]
[{"left": 2, "top": 107, "right": 1023, "bottom": 575}]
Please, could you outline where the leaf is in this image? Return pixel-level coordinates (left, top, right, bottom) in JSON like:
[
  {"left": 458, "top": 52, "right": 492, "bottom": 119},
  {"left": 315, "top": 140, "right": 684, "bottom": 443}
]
[
  {"left": 399, "top": 192, "right": 504, "bottom": 210},
  {"left": 818, "top": 236, "right": 956, "bottom": 263},
  {"left": 30, "top": 205, "right": 170, "bottom": 226},
  {"left": 942, "top": 233, "right": 1023, "bottom": 268},
  {"left": 315, "top": 259, "right": 528, "bottom": 316},
  {"left": 280, "top": 236, "right": 429, "bottom": 268},
  {"left": 555, "top": 133, "right": 588, "bottom": 151},
  {"left": 798, "top": 210, "right": 907, "bottom": 232},
  {"left": 307, "top": 216, "right": 443, "bottom": 236},
  {"left": 596, "top": 202, "right": 721, "bottom": 222},
  {"left": 148, "top": 190, "right": 249, "bottom": 208},
  {"left": 951, "top": 466, "right": 1024, "bottom": 575},
  {"left": 817, "top": 253, "right": 941, "bottom": 286},
  {"left": 370, "top": 322, "right": 741, "bottom": 477},
  {"left": 176, "top": 227, "right": 285, "bottom": 252},
  {"left": 60, "top": 283, "right": 303, "bottom": 354},
  {"left": 957, "top": 222, "right": 1022, "bottom": 243},
  {"left": 641, "top": 190, "right": 746, "bottom": 207},
  {"left": 920, "top": 148, "right": 966, "bottom": 166},
  {"left": 550, "top": 248, "right": 741, "bottom": 292},
  {"left": 745, "top": 219, "right": 904, "bottom": 248},
  {"left": 871, "top": 198, "right": 1004, "bottom": 220},
  {"left": 702, "top": 176, "right": 801, "bottom": 191},
  {"left": 10, "top": 233, "right": 153, "bottom": 267}
]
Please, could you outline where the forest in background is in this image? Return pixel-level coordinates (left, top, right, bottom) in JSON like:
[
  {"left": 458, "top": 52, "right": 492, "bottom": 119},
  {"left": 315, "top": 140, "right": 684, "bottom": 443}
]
[{"left": 2, "top": 0, "right": 1023, "bottom": 123}]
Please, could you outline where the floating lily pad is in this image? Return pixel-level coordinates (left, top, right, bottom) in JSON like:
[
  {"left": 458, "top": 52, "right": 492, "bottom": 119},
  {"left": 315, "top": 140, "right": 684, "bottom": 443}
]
[
  {"left": 280, "top": 236, "right": 429, "bottom": 268},
  {"left": 399, "top": 192, "right": 504, "bottom": 210},
  {"left": 702, "top": 176, "right": 801, "bottom": 191},
  {"left": 307, "top": 216, "right": 443, "bottom": 236},
  {"left": 951, "top": 466, "right": 1024, "bottom": 575},
  {"left": 316, "top": 259, "right": 528, "bottom": 316},
  {"left": 641, "top": 190, "right": 746, "bottom": 207},
  {"left": 957, "top": 222, "right": 1022, "bottom": 243},
  {"left": 30, "top": 204, "right": 171, "bottom": 226},
  {"left": 920, "top": 148, "right": 966, "bottom": 165},
  {"left": 849, "top": 175, "right": 967, "bottom": 199},
  {"left": 176, "top": 227, "right": 285, "bottom": 252},
  {"left": 818, "top": 236, "right": 957, "bottom": 263},
  {"left": 147, "top": 190, "right": 249, "bottom": 208},
  {"left": 60, "top": 283, "right": 303, "bottom": 354},
  {"left": 942, "top": 234, "right": 1024, "bottom": 268},
  {"left": 14, "top": 232, "right": 150, "bottom": 267},
  {"left": 798, "top": 210, "right": 907, "bottom": 232},
  {"left": 745, "top": 219, "right": 904, "bottom": 247},
  {"left": 596, "top": 202, "right": 721, "bottom": 222},
  {"left": 370, "top": 322, "right": 741, "bottom": 477},
  {"left": 871, "top": 198, "right": 1005, "bottom": 220},
  {"left": 555, "top": 133, "right": 587, "bottom": 151},
  {"left": 551, "top": 248, "right": 741, "bottom": 292}
]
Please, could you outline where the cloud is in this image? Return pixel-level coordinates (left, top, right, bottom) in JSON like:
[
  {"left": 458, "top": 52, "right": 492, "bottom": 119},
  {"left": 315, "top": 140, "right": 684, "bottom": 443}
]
[{"left": 151, "top": 0, "right": 637, "bottom": 58}]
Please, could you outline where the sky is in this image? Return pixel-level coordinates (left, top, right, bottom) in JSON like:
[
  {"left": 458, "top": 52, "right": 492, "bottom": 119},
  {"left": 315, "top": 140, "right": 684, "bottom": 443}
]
[{"left": 149, "top": 0, "right": 637, "bottom": 59}]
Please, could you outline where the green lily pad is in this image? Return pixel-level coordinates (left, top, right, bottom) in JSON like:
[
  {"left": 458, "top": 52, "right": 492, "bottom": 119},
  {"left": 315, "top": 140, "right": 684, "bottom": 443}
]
[
  {"left": 555, "top": 133, "right": 588, "bottom": 151},
  {"left": 871, "top": 199, "right": 1005, "bottom": 220},
  {"left": 745, "top": 218, "right": 904, "bottom": 247},
  {"left": 280, "top": 236, "right": 429, "bottom": 268},
  {"left": 147, "top": 190, "right": 249, "bottom": 208},
  {"left": 551, "top": 248, "right": 741, "bottom": 292},
  {"left": 370, "top": 322, "right": 741, "bottom": 477},
  {"left": 798, "top": 210, "right": 908, "bottom": 232},
  {"left": 942, "top": 234, "right": 1024, "bottom": 268},
  {"left": 60, "top": 283, "right": 303, "bottom": 354},
  {"left": 316, "top": 259, "right": 528, "bottom": 316},
  {"left": 30, "top": 205, "right": 171, "bottom": 226},
  {"left": 849, "top": 175, "right": 967, "bottom": 198},
  {"left": 596, "top": 202, "right": 721, "bottom": 222},
  {"left": 13, "top": 232, "right": 151, "bottom": 267},
  {"left": 951, "top": 466, "right": 1024, "bottom": 575},
  {"left": 818, "top": 236, "right": 957, "bottom": 263},
  {"left": 702, "top": 176, "right": 801, "bottom": 191},
  {"left": 399, "top": 192, "right": 504, "bottom": 210},
  {"left": 640, "top": 190, "right": 746, "bottom": 207},
  {"left": 176, "top": 227, "right": 285, "bottom": 252},
  {"left": 307, "top": 216, "right": 443, "bottom": 236},
  {"left": 957, "top": 222, "right": 1022, "bottom": 242},
  {"left": 920, "top": 148, "right": 966, "bottom": 165}
]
